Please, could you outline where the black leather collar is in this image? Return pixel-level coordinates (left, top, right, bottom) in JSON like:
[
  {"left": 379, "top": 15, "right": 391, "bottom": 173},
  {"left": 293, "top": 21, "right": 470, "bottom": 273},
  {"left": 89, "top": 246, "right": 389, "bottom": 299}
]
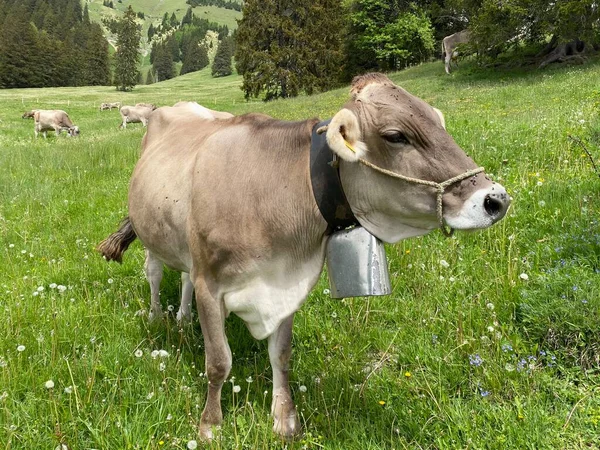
[{"left": 310, "top": 120, "right": 359, "bottom": 233}]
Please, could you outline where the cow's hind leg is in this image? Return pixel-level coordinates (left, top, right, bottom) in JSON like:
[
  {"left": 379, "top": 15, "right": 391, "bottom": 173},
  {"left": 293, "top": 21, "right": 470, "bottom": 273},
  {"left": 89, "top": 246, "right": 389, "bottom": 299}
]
[
  {"left": 195, "top": 274, "right": 231, "bottom": 440},
  {"left": 144, "top": 249, "right": 164, "bottom": 321},
  {"left": 269, "top": 314, "right": 300, "bottom": 438},
  {"left": 176, "top": 272, "right": 193, "bottom": 322}
]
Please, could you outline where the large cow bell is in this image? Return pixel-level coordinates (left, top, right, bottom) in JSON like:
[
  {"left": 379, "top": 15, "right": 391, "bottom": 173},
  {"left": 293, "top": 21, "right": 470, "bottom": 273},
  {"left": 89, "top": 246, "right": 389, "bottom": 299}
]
[{"left": 326, "top": 227, "right": 392, "bottom": 298}]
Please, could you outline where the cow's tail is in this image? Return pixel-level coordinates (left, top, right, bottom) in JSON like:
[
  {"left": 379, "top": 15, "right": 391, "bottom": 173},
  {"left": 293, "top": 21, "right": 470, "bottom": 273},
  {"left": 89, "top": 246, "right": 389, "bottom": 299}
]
[{"left": 96, "top": 217, "right": 137, "bottom": 263}]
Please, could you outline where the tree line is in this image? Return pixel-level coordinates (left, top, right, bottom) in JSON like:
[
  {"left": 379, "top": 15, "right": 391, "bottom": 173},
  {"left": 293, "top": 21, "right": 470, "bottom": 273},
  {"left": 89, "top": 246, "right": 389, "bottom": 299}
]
[
  {"left": 186, "top": 0, "right": 242, "bottom": 12},
  {"left": 0, "top": 0, "right": 110, "bottom": 88},
  {"left": 235, "top": 0, "right": 600, "bottom": 101}
]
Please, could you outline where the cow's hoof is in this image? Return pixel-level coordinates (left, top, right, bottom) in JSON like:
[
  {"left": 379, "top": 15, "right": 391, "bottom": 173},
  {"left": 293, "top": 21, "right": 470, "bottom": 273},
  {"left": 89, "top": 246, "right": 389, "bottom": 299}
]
[
  {"left": 198, "top": 423, "right": 219, "bottom": 441},
  {"left": 176, "top": 309, "right": 192, "bottom": 323},
  {"left": 148, "top": 309, "right": 164, "bottom": 322},
  {"left": 273, "top": 412, "right": 300, "bottom": 439}
]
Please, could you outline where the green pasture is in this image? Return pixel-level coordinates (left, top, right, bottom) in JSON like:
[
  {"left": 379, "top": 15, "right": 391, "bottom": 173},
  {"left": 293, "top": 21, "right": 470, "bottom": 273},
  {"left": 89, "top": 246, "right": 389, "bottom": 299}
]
[{"left": 0, "top": 61, "right": 599, "bottom": 449}]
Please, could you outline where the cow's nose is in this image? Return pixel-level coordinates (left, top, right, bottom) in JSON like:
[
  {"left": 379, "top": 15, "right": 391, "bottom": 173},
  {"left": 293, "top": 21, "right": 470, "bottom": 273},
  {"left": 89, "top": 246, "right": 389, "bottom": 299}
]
[{"left": 483, "top": 188, "right": 510, "bottom": 222}]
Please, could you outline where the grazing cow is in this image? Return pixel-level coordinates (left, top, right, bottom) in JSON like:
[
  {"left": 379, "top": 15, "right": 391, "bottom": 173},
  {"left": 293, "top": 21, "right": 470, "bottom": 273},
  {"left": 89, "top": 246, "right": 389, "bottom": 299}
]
[
  {"left": 135, "top": 102, "right": 157, "bottom": 110},
  {"left": 22, "top": 110, "right": 39, "bottom": 119},
  {"left": 100, "top": 102, "right": 121, "bottom": 111},
  {"left": 98, "top": 73, "right": 510, "bottom": 440},
  {"left": 442, "top": 30, "right": 471, "bottom": 74},
  {"left": 33, "top": 110, "right": 79, "bottom": 138},
  {"left": 118, "top": 105, "right": 154, "bottom": 129}
]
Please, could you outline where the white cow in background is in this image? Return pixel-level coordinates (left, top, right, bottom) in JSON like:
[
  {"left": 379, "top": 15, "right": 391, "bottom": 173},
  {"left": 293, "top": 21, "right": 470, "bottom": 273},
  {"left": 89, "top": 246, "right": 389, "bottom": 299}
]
[{"left": 442, "top": 30, "right": 471, "bottom": 74}]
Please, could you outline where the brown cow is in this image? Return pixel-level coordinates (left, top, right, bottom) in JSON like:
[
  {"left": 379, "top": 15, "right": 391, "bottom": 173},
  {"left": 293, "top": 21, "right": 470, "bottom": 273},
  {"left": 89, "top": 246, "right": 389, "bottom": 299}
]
[
  {"left": 33, "top": 110, "right": 79, "bottom": 138},
  {"left": 98, "top": 73, "right": 510, "bottom": 440},
  {"left": 100, "top": 102, "right": 121, "bottom": 111},
  {"left": 118, "top": 105, "right": 155, "bottom": 129}
]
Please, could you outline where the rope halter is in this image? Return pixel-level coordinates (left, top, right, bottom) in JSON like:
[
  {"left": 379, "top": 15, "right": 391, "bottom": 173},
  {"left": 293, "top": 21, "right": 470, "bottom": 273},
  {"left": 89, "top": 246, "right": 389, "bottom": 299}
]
[{"left": 316, "top": 126, "right": 484, "bottom": 237}]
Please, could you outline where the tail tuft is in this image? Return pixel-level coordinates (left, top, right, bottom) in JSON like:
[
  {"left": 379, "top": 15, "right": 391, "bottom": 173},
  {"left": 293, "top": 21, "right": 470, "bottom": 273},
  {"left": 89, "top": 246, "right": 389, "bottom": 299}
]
[{"left": 96, "top": 217, "right": 137, "bottom": 263}]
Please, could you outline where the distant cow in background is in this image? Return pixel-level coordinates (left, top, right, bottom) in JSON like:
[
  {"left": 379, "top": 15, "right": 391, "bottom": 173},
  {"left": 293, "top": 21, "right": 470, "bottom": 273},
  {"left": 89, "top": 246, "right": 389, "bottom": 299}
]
[
  {"left": 22, "top": 110, "right": 39, "bottom": 119},
  {"left": 33, "top": 110, "right": 79, "bottom": 138},
  {"left": 119, "top": 105, "right": 154, "bottom": 129},
  {"left": 442, "top": 30, "right": 471, "bottom": 74},
  {"left": 100, "top": 102, "right": 121, "bottom": 111},
  {"left": 135, "top": 103, "right": 157, "bottom": 110}
]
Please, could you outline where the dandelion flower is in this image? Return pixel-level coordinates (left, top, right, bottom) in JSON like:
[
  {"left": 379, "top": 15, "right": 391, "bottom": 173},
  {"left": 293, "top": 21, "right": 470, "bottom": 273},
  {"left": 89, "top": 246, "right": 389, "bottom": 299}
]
[
  {"left": 246, "top": 376, "right": 253, "bottom": 383},
  {"left": 49, "top": 283, "right": 57, "bottom": 289},
  {"left": 299, "top": 385, "right": 307, "bottom": 393},
  {"left": 519, "top": 273, "right": 529, "bottom": 281},
  {"left": 233, "top": 385, "right": 241, "bottom": 393},
  {"left": 439, "top": 259, "right": 450, "bottom": 268},
  {"left": 45, "top": 380, "right": 55, "bottom": 389},
  {"left": 37, "top": 286, "right": 44, "bottom": 292},
  {"left": 187, "top": 440, "right": 198, "bottom": 450},
  {"left": 57, "top": 285, "right": 67, "bottom": 293},
  {"left": 323, "top": 288, "right": 330, "bottom": 295},
  {"left": 64, "top": 386, "right": 73, "bottom": 394},
  {"left": 107, "top": 278, "right": 114, "bottom": 284},
  {"left": 378, "top": 400, "right": 386, "bottom": 406},
  {"left": 158, "top": 350, "right": 169, "bottom": 358},
  {"left": 159, "top": 362, "right": 166, "bottom": 372},
  {"left": 486, "top": 303, "right": 495, "bottom": 310},
  {"left": 151, "top": 350, "right": 159, "bottom": 359},
  {"left": 134, "top": 349, "right": 143, "bottom": 358},
  {"left": 16, "top": 345, "right": 26, "bottom": 352},
  {"left": 404, "top": 371, "right": 412, "bottom": 378}
]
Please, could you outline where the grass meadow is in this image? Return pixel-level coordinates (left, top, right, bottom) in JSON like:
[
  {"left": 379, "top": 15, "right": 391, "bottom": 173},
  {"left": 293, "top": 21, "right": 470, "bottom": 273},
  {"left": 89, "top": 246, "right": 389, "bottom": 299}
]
[{"left": 1, "top": 60, "right": 599, "bottom": 449}]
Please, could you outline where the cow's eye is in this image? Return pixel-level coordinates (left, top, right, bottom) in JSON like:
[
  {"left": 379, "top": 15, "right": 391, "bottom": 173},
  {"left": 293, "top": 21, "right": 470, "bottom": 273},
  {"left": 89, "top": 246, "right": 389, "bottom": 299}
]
[{"left": 383, "top": 132, "right": 409, "bottom": 145}]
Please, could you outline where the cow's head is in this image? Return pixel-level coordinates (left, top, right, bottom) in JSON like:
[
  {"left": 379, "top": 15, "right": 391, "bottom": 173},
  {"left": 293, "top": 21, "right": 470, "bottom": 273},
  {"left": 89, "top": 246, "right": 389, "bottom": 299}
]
[
  {"left": 327, "top": 73, "right": 510, "bottom": 243},
  {"left": 68, "top": 126, "right": 80, "bottom": 137}
]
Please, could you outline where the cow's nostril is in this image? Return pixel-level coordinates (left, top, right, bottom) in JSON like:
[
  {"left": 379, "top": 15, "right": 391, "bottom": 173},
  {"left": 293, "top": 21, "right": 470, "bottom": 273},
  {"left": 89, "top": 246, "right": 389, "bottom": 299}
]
[{"left": 484, "top": 194, "right": 503, "bottom": 217}]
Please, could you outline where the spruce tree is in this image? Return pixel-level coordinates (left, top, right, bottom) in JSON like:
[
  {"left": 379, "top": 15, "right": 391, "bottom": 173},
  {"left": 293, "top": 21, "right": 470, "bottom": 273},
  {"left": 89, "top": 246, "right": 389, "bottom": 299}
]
[
  {"left": 181, "top": 39, "right": 209, "bottom": 75},
  {"left": 85, "top": 23, "right": 110, "bottom": 85},
  {"left": 211, "top": 37, "right": 232, "bottom": 77},
  {"left": 235, "top": 0, "right": 345, "bottom": 100},
  {"left": 114, "top": 6, "right": 141, "bottom": 91},
  {"left": 152, "top": 44, "right": 175, "bottom": 81},
  {"left": 148, "top": 23, "right": 155, "bottom": 41},
  {"left": 0, "top": 4, "right": 40, "bottom": 87}
]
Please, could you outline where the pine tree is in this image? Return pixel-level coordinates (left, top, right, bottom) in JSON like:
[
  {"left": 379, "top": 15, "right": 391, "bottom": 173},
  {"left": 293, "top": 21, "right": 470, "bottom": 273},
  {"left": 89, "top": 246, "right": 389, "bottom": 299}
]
[
  {"left": 152, "top": 44, "right": 175, "bottom": 81},
  {"left": 211, "top": 36, "right": 232, "bottom": 77},
  {"left": 83, "top": 3, "right": 90, "bottom": 24},
  {"left": 114, "top": 6, "right": 141, "bottom": 91},
  {"left": 181, "top": 39, "right": 209, "bottom": 74},
  {"left": 148, "top": 23, "right": 155, "bottom": 41},
  {"left": 169, "top": 12, "right": 178, "bottom": 28},
  {"left": 85, "top": 23, "right": 110, "bottom": 85},
  {"left": 181, "top": 7, "right": 193, "bottom": 27},
  {"left": 235, "top": 0, "right": 345, "bottom": 100},
  {"left": 0, "top": 4, "right": 41, "bottom": 87}
]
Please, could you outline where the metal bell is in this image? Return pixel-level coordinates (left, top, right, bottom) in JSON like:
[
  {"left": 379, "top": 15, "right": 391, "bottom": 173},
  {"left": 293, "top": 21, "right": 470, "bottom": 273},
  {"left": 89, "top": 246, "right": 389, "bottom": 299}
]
[{"left": 326, "top": 226, "right": 392, "bottom": 298}]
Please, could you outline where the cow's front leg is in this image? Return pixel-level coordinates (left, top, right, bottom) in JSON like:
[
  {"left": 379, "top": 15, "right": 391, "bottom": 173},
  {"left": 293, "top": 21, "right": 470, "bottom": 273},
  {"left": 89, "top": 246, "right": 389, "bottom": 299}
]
[
  {"left": 195, "top": 275, "right": 231, "bottom": 441},
  {"left": 176, "top": 272, "right": 193, "bottom": 322},
  {"left": 269, "top": 314, "right": 300, "bottom": 438},
  {"left": 144, "top": 249, "right": 164, "bottom": 321}
]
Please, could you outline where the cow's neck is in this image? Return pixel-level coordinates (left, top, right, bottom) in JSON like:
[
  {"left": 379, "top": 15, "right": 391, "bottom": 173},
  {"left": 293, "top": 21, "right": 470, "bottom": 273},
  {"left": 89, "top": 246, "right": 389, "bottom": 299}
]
[{"left": 309, "top": 120, "right": 359, "bottom": 234}]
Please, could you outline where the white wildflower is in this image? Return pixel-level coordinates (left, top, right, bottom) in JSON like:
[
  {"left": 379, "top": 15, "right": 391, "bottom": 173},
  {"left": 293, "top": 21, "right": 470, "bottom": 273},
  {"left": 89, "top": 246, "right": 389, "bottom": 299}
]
[
  {"left": 45, "top": 380, "right": 55, "bottom": 389},
  {"left": 64, "top": 386, "right": 73, "bottom": 394},
  {"left": 49, "top": 283, "right": 57, "bottom": 289},
  {"left": 187, "top": 440, "right": 198, "bottom": 450},
  {"left": 17, "top": 345, "right": 26, "bottom": 352},
  {"left": 439, "top": 259, "right": 450, "bottom": 268},
  {"left": 299, "top": 385, "right": 307, "bottom": 393},
  {"left": 134, "top": 349, "right": 143, "bottom": 358},
  {"left": 519, "top": 273, "right": 529, "bottom": 281},
  {"left": 159, "top": 362, "right": 166, "bottom": 372}
]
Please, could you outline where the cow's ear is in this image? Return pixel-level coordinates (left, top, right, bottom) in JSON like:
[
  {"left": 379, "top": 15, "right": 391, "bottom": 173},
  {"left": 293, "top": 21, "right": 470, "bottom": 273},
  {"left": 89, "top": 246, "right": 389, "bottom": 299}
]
[
  {"left": 433, "top": 108, "right": 446, "bottom": 129},
  {"left": 326, "top": 108, "right": 367, "bottom": 162}
]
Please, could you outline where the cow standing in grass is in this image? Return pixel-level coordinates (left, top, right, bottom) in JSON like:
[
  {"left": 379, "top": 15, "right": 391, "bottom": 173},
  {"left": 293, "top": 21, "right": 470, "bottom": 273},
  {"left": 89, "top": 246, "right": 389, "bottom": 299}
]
[
  {"left": 118, "top": 105, "right": 155, "bottom": 129},
  {"left": 100, "top": 102, "right": 121, "bottom": 111},
  {"left": 443, "top": 30, "right": 471, "bottom": 74},
  {"left": 98, "top": 73, "right": 510, "bottom": 440},
  {"left": 33, "top": 110, "right": 79, "bottom": 138}
]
